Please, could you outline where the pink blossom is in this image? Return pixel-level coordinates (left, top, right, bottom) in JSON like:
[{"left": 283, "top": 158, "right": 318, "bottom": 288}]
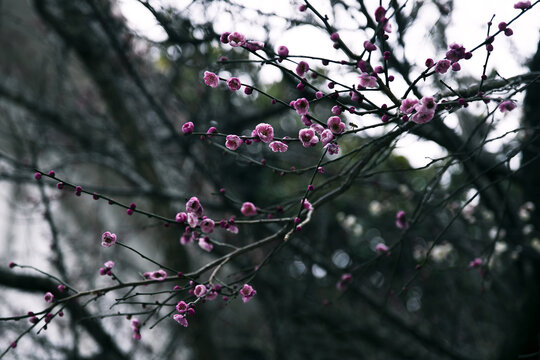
[
  {"left": 325, "top": 143, "right": 339, "bottom": 155},
  {"left": 327, "top": 116, "right": 345, "bottom": 135},
  {"left": 269, "top": 141, "right": 288, "bottom": 153},
  {"left": 514, "top": 1, "right": 531, "bottom": 9},
  {"left": 176, "top": 301, "right": 188, "bottom": 313},
  {"left": 320, "top": 129, "right": 334, "bottom": 147},
  {"left": 186, "top": 196, "right": 203, "bottom": 217},
  {"left": 277, "top": 45, "right": 289, "bottom": 58},
  {"left": 410, "top": 97, "right": 437, "bottom": 124},
  {"left": 241, "top": 202, "right": 257, "bottom": 216},
  {"left": 374, "top": 6, "right": 386, "bottom": 22},
  {"left": 499, "top": 100, "right": 517, "bottom": 113},
  {"left": 331, "top": 105, "right": 342, "bottom": 115},
  {"left": 315, "top": 91, "right": 324, "bottom": 99},
  {"left": 227, "top": 77, "right": 241, "bottom": 91},
  {"left": 415, "top": 96, "right": 437, "bottom": 113},
  {"left": 299, "top": 128, "right": 319, "bottom": 148},
  {"left": 336, "top": 273, "right": 352, "bottom": 291},
  {"left": 357, "top": 60, "right": 368, "bottom": 72},
  {"left": 227, "top": 224, "right": 239, "bottom": 234},
  {"left": 198, "top": 236, "right": 214, "bottom": 252},
  {"left": 173, "top": 314, "right": 189, "bottom": 327},
  {"left": 400, "top": 98, "right": 418, "bottom": 114},
  {"left": 411, "top": 110, "right": 435, "bottom": 124},
  {"left": 101, "top": 231, "right": 117, "bottom": 247},
  {"left": 445, "top": 43, "right": 466, "bottom": 63},
  {"left": 301, "top": 199, "right": 314, "bottom": 211},
  {"left": 296, "top": 61, "right": 310, "bottom": 76},
  {"left": 176, "top": 212, "right": 187, "bottom": 223},
  {"left": 240, "top": 284, "right": 257, "bottom": 303},
  {"left": 245, "top": 41, "right": 264, "bottom": 51},
  {"left": 468, "top": 257, "right": 483, "bottom": 268},
  {"left": 200, "top": 218, "right": 215, "bottom": 233},
  {"left": 203, "top": 71, "right": 219, "bottom": 88},
  {"left": 434, "top": 59, "right": 451, "bottom": 74},
  {"left": 180, "top": 232, "right": 194, "bottom": 245},
  {"left": 44, "top": 292, "right": 54, "bottom": 303},
  {"left": 363, "top": 41, "right": 377, "bottom": 52},
  {"left": 359, "top": 73, "right": 378, "bottom": 88},
  {"left": 131, "top": 318, "right": 141, "bottom": 331},
  {"left": 375, "top": 243, "right": 390, "bottom": 255},
  {"left": 205, "top": 290, "right": 218, "bottom": 301},
  {"left": 249, "top": 129, "right": 261, "bottom": 142},
  {"left": 310, "top": 124, "right": 324, "bottom": 135},
  {"left": 131, "top": 319, "right": 141, "bottom": 339},
  {"left": 227, "top": 32, "right": 246, "bottom": 47},
  {"left": 187, "top": 212, "right": 198, "bottom": 228},
  {"left": 225, "top": 135, "right": 242, "bottom": 150},
  {"left": 395, "top": 210, "right": 409, "bottom": 229},
  {"left": 181, "top": 122, "right": 194, "bottom": 134},
  {"left": 255, "top": 123, "right": 274, "bottom": 143},
  {"left": 194, "top": 284, "right": 207, "bottom": 298},
  {"left": 301, "top": 115, "right": 312, "bottom": 126},
  {"left": 220, "top": 32, "right": 230, "bottom": 44},
  {"left": 293, "top": 98, "right": 310, "bottom": 115},
  {"left": 100, "top": 260, "right": 115, "bottom": 276},
  {"left": 150, "top": 269, "right": 168, "bottom": 281}
]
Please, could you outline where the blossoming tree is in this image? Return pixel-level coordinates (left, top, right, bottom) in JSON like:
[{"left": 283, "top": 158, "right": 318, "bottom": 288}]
[{"left": 1, "top": 0, "right": 540, "bottom": 359}]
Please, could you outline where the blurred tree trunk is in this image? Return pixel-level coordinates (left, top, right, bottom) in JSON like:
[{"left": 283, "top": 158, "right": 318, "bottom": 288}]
[{"left": 498, "top": 35, "right": 540, "bottom": 360}]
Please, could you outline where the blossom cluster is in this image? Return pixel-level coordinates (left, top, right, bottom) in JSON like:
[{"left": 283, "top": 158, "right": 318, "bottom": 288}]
[{"left": 176, "top": 197, "right": 218, "bottom": 252}]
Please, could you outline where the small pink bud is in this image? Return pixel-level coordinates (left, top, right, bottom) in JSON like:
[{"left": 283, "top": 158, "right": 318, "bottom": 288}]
[
  {"left": 277, "top": 45, "right": 289, "bottom": 57},
  {"left": 44, "top": 292, "right": 54, "bottom": 303},
  {"left": 182, "top": 122, "right": 194, "bottom": 134},
  {"left": 375, "top": 243, "right": 390, "bottom": 255},
  {"left": 241, "top": 202, "right": 257, "bottom": 216},
  {"left": 363, "top": 41, "right": 377, "bottom": 52}
]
